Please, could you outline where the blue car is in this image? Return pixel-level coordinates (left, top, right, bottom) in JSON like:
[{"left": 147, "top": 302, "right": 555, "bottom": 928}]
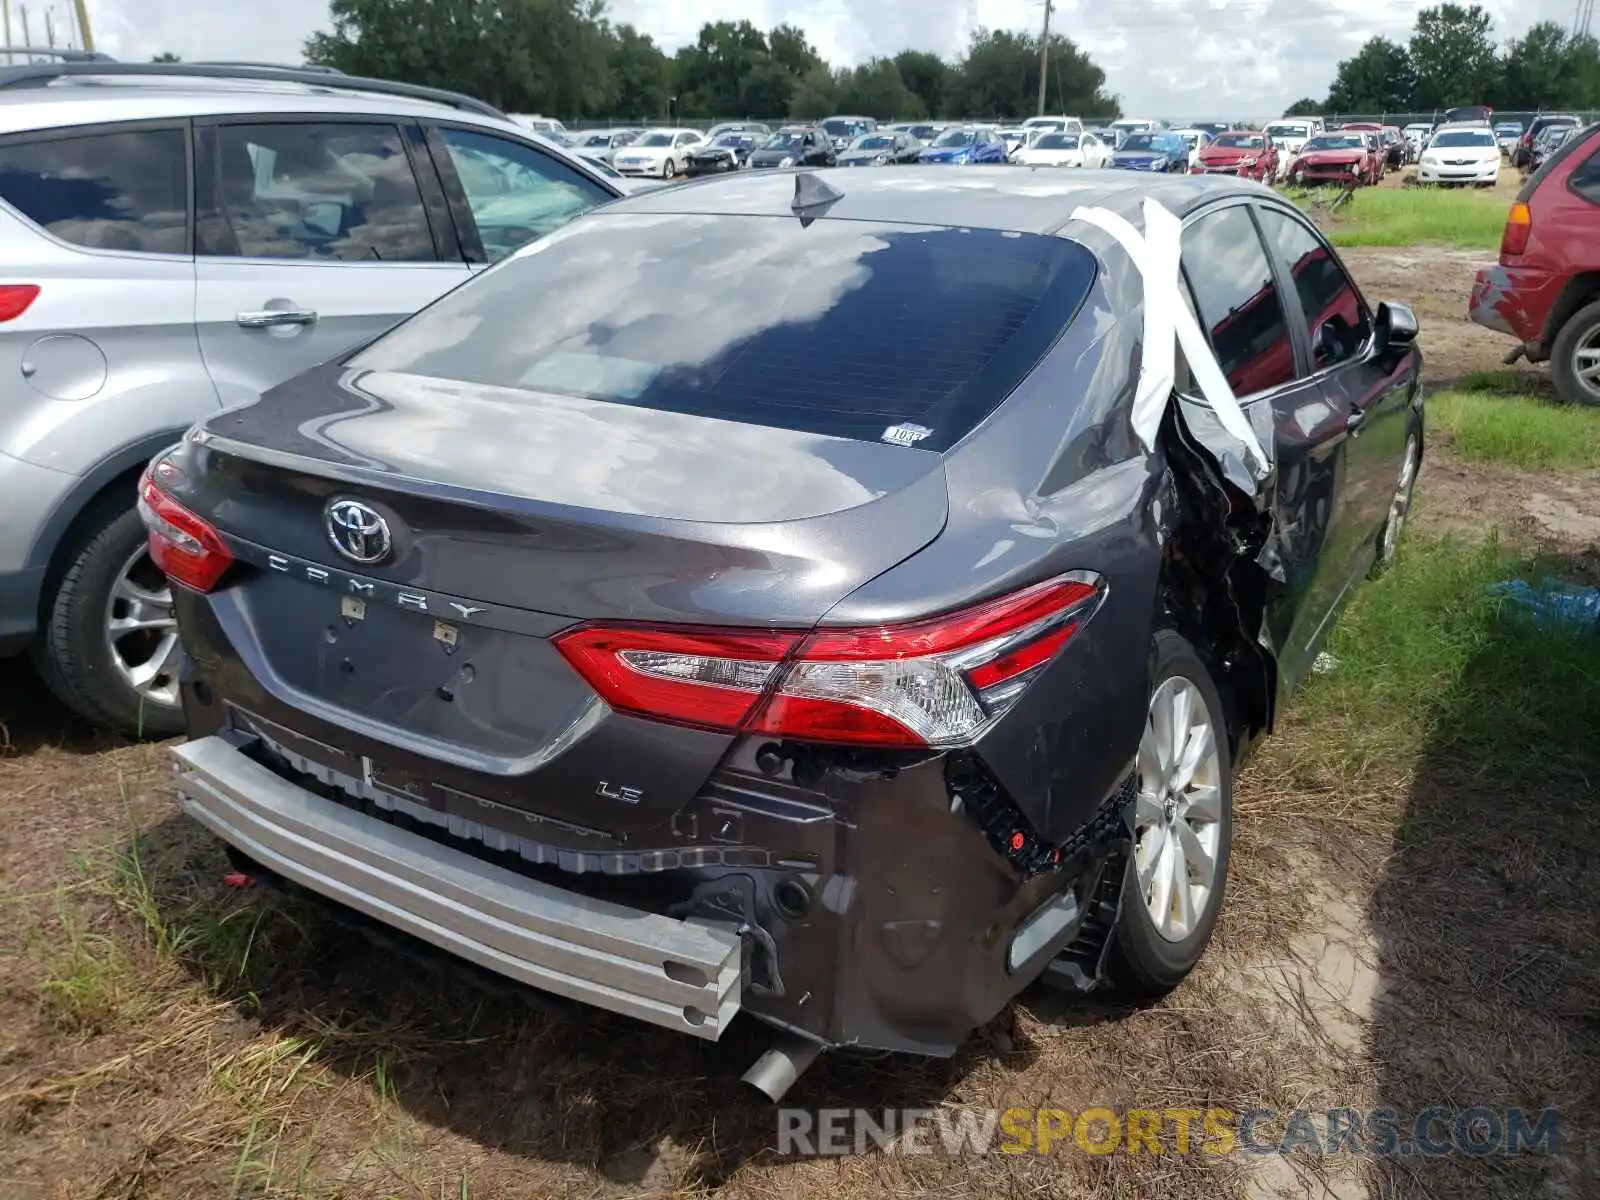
[
  {"left": 1111, "top": 132, "right": 1188, "bottom": 173},
  {"left": 918, "top": 126, "right": 1009, "bottom": 165}
]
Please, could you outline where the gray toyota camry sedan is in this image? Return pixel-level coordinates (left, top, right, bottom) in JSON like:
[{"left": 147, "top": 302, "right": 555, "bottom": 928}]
[{"left": 144, "top": 168, "right": 1422, "bottom": 1099}]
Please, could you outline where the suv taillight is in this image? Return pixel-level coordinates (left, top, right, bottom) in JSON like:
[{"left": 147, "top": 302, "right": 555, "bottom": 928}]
[
  {"left": 137, "top": 462, "right": 234, "bottom": 592},
  {"left": 554, "top": 574, "right": 1105, "bottom": 748},
  {"left": 0, "top": 284, "right": 39, "bottom": 322},
  {"left": 1501, "top": 201, "right": 1531, "bottom": 258}
]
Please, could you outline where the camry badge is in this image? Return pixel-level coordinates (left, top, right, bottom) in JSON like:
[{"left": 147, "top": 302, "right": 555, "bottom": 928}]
[{"left": 325, "top": 498, "right": 393, "bottom": 565}]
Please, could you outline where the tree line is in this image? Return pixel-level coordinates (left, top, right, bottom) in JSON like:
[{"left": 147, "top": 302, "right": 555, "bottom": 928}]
[
  {"left": 302, "top": 0, "right": 1122, "bottom": 121},
  {"left": 1285, "top": 3, "right": 1600, "bottom": 116}
]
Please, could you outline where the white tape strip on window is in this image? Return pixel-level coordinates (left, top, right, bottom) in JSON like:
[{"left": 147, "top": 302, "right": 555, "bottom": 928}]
[{"left": 1070, "top": 198, "right": 1270, "bottom": 477}]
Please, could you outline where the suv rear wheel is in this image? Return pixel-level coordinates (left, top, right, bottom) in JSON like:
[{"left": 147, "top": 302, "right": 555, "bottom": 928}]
[
  {"left": 1551, "top": 298, "right": 1600, "bottom": 407},
  {"left": 1105, "top": 629, "right": 1233, "bottom": 996},
  {"left": 33, "top": 504, "right": 186, "bottom": 738}
]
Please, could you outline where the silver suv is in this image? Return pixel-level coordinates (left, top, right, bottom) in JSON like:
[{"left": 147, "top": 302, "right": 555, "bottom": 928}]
[{"left": 0, "top": 58, "right": 626, "bottom": 735}]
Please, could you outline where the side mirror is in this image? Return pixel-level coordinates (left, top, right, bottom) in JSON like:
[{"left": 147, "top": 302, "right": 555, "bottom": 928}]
[{"left": 1373, "top": 301, "right": 1419, "bottom": 358}]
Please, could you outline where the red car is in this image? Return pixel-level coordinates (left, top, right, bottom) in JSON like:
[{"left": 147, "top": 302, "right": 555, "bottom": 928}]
[
  {"left": 1192, "top": 130, "right": 1278, "bottom": 181},
  {"left": 1469, "top": 122, "right": 1600, "bottom": 405},
  {"left": 1287, "top": 131, "right": 1383, "bottom": 186}
]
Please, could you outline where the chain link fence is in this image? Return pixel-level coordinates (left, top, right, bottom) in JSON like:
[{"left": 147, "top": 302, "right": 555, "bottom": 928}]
[{"left": 1320, "top": 110, "right": 1600, "bottom": 128}]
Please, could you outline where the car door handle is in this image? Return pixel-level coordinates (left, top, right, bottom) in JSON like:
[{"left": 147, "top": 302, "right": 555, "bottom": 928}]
[
  {"left": 1345, "top": 407, "right": 1366, "bottom": 433},
  {"left": 236, "top": 308, "right": 318, "bottom": 329}
]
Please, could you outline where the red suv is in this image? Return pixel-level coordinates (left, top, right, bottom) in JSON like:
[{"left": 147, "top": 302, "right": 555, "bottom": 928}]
[{"left": 1469, "top": 122, "right": 1600, "bottom": 405}]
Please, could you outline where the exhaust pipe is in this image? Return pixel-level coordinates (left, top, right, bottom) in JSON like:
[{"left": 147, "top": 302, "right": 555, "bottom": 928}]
[{"left": 742, "top": 1033, "right": 823, "bottom": 1102}]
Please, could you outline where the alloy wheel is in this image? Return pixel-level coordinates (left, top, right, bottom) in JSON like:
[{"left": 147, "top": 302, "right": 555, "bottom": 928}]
[
  {"left": 1574, "top": 326, "right": 1600, "bottom": 402},
  {"left": 104, "top": 545, "right": 183, "bottom": 710},
  {"left": 1133, "top": 676, "right": 1224, "bottom": 943},
  {"left": 1381, "top": 435, "right": 1420, "bottom": 564}
]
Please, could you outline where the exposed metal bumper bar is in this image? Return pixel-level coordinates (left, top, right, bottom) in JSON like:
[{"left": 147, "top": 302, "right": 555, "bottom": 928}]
[{"left": 170, "top": 736, "right": 743, "bottom": 1039}]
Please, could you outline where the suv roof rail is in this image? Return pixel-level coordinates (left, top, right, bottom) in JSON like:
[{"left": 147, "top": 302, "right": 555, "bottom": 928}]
[
  {"left": 0, "top": 60, "right": 505, "bottom": 119},
  {"left": 0, "top": 46, "right": 116, "bottom": 62},
  {"left": 192, "top": 61, "right": 347, "bottom": 75}
]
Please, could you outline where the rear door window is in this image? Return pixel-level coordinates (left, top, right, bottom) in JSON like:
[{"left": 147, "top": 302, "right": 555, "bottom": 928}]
[
  {"left": 200, "top": 122, "right": 436, "bottom": 262},
  {"left": 351, "top": 214, "right": 1099, "bottom": 450},
  {"left": 0, "top": 126, "right": 187, "bottom": 253},
  {"left": 1180, "top": 204, "right": 1297, "bottom": 396},
  {"left": 437, "top": 127, "right": 612, "bottom": 262}
]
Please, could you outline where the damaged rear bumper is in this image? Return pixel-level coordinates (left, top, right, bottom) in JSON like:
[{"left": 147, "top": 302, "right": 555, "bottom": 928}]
[
  {"left": 170, "top": 686, "right": 1135, "bottom": 1058},
  {"left": 173, "top": 734, "right": 744, "bottom": 1038},
  {"left": 1468, "top": 263, "right": 1564, "bottom": 359}
]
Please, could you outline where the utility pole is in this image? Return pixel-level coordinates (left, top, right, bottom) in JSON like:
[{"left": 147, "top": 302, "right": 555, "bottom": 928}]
[
  {"left": 1037, "top": 0, "right": 1051, "bottom": 117},
  {"left": 2, "top": 5, "right": 12, "bottom": 62},
  {"left": 19, "top": 5, "right": 30, "bottom": 58},
  {"left": 44, "top": 5, "right": 54, "bottom": 47},
  {"left": 71, "top": 0, "right": 91, "bottom": 51}
]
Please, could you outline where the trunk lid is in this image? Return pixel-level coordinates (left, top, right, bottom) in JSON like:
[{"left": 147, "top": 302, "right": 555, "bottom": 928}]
[{"left": 176, "top": 364, "right": 948, "bottom": 843}]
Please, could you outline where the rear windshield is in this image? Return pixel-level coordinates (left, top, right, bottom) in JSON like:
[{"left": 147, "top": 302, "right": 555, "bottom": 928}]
[{"left": 350, "top": 215, "right": 1099, "bottom": 450}]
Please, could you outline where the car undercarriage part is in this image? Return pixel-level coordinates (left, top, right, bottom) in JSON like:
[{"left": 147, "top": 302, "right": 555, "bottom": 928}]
[{"left": 742, "top": 1031, "right": 825, "bottom": 1101}]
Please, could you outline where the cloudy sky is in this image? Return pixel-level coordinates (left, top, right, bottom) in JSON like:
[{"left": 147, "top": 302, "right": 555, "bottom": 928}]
[{"left": 59, "top": 0, "right": 1591, "bottom": 115}]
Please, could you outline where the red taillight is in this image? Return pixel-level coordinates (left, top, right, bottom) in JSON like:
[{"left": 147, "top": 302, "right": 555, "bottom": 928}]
[
  {"left": 553, "top": 574, "right": 1104, "bottom": 749},
  {"left": 137, "top": 463, "right": 234, "bottom": 592},
  {"left": 1501, "top": 201, "right": 1531, "bottom": 258},
  {"left": 0, "top": 284, "right": 39, "bottom": 322},
  {"left": 550, "top": 625, "right": 799, "bottom": 731}
]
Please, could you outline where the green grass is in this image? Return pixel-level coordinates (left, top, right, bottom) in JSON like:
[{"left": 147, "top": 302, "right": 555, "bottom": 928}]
[
  {"left": 1292, "top": 534, "right": 1600, "bottom": 787},
  {"left": 1286, "top": 185, "right": 1511, "bottom": 248},
  {"left": 1429, "top": 389, "right": 1600, "bottom": 470}
]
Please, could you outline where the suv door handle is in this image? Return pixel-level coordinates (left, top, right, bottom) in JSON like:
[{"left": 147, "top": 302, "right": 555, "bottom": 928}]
[
  {"left": 236, "top": 308, "right": 318, "bottom": 329},
  {"left": 1345, "top": 407, "right": 1366, "bottom": 433}
]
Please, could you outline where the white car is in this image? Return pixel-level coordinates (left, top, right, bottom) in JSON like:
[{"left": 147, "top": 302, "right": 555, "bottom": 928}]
[
  {"left": 999, "top": 126, "right": 1031, "bottom": 157},
  {"left": 1109, "top": 118, "right": 1158, "bottom": 144},
  {"left": 1022, "top": 114, "right": 1083, "bottom": 135},
  {"left": 1403, "top": 122, "right": 1434, "bottom": 156},
  {"left": 508, "top": 114, "right": 569, "bottom": 141},
  {"left": 571, "top": 129, "right": 638, "bottom": 165},
  {"left": 1264, "top": 120, "right": 1315, "bottom": 164},
  {"left": 612, "top": 128, "right": 705, "bottom": 178},
  {"left": 1171, "top": 128, "right": 1211, "bottom": 171},
  {"left": 1014, "top": 130, "right": 1113, "bottom": 168},
  {"left": 1417, "top": 124, "right": 1501, "bottom": 186}
]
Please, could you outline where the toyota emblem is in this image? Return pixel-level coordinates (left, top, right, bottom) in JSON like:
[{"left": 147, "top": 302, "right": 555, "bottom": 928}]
[{"left": 325, "top": 498, "right": 393, "bottom": 565}]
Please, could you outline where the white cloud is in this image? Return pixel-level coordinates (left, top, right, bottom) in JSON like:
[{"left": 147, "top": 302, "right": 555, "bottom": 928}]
[{"left": 59, "top": 0, "right": 1589, "bottom": 116}]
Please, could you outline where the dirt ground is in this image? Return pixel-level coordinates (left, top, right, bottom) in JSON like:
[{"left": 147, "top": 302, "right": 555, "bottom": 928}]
[{"left": 1, "top": 244, "right": 1597, "bottom": 1199}]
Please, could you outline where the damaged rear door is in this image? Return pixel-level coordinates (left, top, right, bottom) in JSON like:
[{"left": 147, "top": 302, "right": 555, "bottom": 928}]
[{"left": 1178, "top": 199, "right": 1365, "bottom": 691}]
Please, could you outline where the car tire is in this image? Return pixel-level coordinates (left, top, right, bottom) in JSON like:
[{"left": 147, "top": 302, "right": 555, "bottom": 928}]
[
  {"left": 663, "top": 158, "right": 675, "bottom": 179},
  {"left": 1551, "top": 299, "right": 1600, "bottom": 407},
  {"left": 32, "top": 503, "right": 186, "bottom": 738},
  {"left": 1104, "top": 628, "right": 1233, "bottom": 998},
  {"left": 1371, "top": 429, "right": 1420, "bottom": 576}
]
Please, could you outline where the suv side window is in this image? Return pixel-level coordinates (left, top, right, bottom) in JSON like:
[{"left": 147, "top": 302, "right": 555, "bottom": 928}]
[
  {"left": 438, "top": 127, "right": 612, "bottom": 263},
  {"left": 0, "top": 127, "right": 187, "bottom": 254},
  {"left": 1180, "top": 204, "right": 1297, "bottom": 396},
  {"left": 1570, "top": 144, "right": 1600, "bottom": 204},
  {"left": 200, "top": 122, "right": 435, "bottom": 262},
  {"left": 1258, "top": 207, "right": 1371, "bottom": 368}
]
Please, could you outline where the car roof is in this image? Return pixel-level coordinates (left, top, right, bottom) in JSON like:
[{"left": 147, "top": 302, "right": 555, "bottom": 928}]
[
  {"left": 0, "top": 77, "right": 520, "bottom": 135},
  {"left": 594, "top": 166, "right": 1262, "bottom": 236}
]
